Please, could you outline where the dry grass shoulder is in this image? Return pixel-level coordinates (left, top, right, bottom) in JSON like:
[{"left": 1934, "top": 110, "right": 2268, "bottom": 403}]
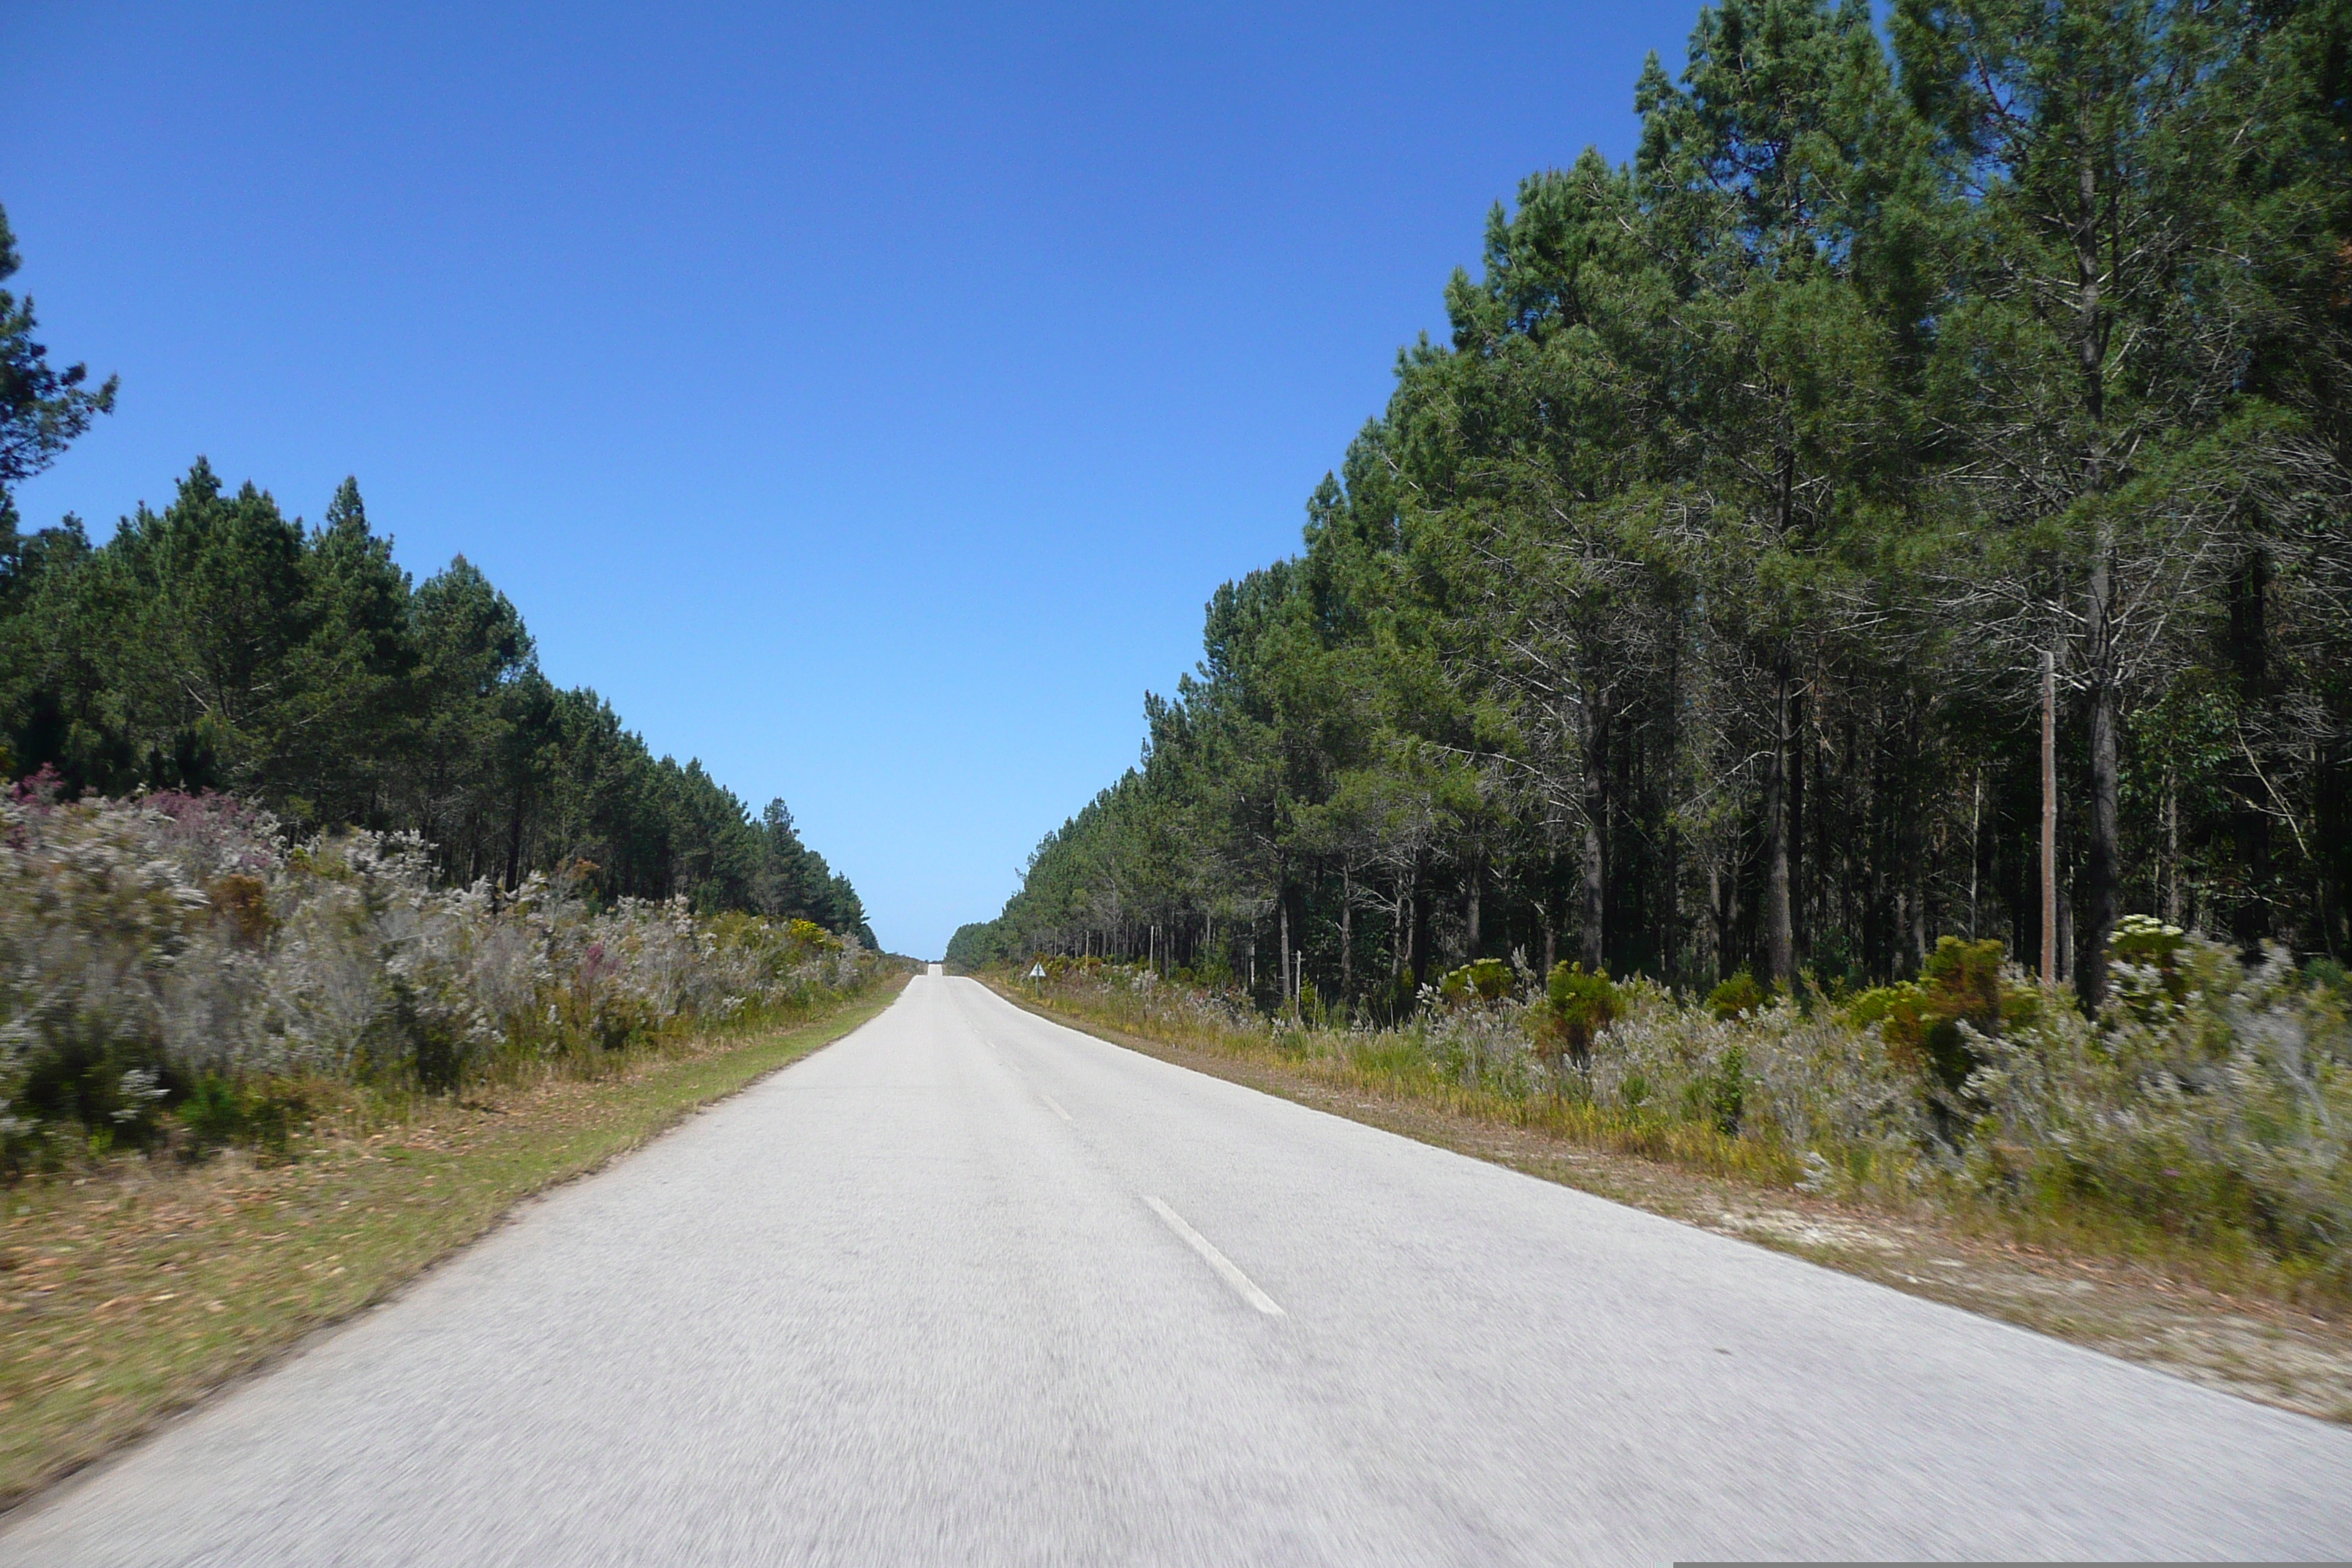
[
  {"left": 0, "top": 975, "right": 906, "bottom": 1512},
  {"left": 992, "top": 979, "right": 2352, "bottom": 1425}
]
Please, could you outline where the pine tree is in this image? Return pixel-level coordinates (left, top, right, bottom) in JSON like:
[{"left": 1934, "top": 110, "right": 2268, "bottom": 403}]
[{"left": 0, "top": 205, "right": 116, "bottom": 496}]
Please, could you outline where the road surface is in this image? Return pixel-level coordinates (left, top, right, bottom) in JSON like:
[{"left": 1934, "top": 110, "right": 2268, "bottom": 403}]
[{"left": 6, "top": 975, "right": 2350, "bottom": 1564}]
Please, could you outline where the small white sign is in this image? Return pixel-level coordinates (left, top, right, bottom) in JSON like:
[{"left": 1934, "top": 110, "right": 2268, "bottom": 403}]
[{"left": 1028, "top": 962, "right": 1047, "bottom": 979}]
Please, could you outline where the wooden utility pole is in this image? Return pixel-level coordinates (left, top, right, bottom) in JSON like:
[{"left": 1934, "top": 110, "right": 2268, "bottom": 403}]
[
  {"left": 2165, "top": 774, "right": 2182, "bottom": 927},
  {"left": 2041, "top": 649, "right": 2059, "bottom": 988},
  {"left": 1278, "top": 898, "right": 1292, "bottom": 1014},
  {"left": 1967, "top": 767, "right": 1982, "bottom": 940}
]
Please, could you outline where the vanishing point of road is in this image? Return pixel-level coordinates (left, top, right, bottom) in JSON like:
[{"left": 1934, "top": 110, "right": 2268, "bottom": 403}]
[{"left": 4, "top": 975, "right": 2348, "bottom": 1564}]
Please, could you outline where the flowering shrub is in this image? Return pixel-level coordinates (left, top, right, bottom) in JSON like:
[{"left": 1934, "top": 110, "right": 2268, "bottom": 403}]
[
  {"left": 1533, "top": 962, "right": 1624, "bottom": 1070},
  {"left": 1965, "top": 932, "right": 2352, "bottom": 1289},
  {"left": 0, "top": 792, "right": 882, "bottom": 1167}
]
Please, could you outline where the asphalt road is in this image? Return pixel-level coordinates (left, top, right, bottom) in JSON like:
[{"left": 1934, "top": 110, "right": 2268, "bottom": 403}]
[{"left": 7, "top": 975, "right": 2351, "bottom": 1564}]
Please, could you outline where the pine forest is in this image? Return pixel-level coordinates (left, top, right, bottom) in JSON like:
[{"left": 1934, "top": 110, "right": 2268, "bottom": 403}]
[{"left": 954, "top": 0, "right": 2352, "bottom": 1020}]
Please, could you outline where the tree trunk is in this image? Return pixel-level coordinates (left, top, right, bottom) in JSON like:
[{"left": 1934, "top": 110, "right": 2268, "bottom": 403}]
[
  {"left": 1712, "top": 864, "right": 1730, "bottom": 987},
  {"left": 1659, "top": 821, "right": 1679, "bottom": 984},
  {"left": 2084, "top": 544, "right": 2120, "bottom": 1007},
  {"left": 1278, "top": 897, "right": 1292, "bottom": 1014},
  {"left": 1339, "top": 870, "right": 1354, "bottom": 1002},
  {"left": 1410, "top": 864, "right": 1433, "bottom": 994},
  {"left": 1580, "top": 706, "right": 1607, "bottom": 971},
  {"left": 1763, "top": 660, "right": 1795, "bottom": 984},
  {"left": 2059, "top": 880, "right": 2075, "bottom": 987},
  {"left": 2073, "top": 150, "right": 2118, "bottom": 1006},
  {"left": 1788, "top": 681, "right": 1806, "bottom": 965},
  {"left": 1466, "top": 862, "right": 1482, "bottom": 959},
  {"left": 504, "top": 789, "right": 527, "bottom": 892},
  {"left": 2042, "top": 649, "right": 2059, "bottom": 988},
  {"left": 2322, "top": 736, "right": 2351, "bottom": 957},
  {"left": 1392, "top": 886, "right": 1406, "bottom": 979},
  {"left": 1579, "top": 816, "right": 1605, "bottom": 971},
  {"left": 2228, "top": 549, "right": 2272, "bottom": 943},
  {"left": 1967, "top": 767, "right": 1982, "bottom": 940},
  {"left": 2165, "top": 773, "right": 2181, "bottom": 927}
]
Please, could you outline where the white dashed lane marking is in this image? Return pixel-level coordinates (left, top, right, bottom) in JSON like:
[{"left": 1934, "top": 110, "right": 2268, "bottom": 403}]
[{"left": 1145, "top": 1196, "right": 1284, "bottom": 1316}]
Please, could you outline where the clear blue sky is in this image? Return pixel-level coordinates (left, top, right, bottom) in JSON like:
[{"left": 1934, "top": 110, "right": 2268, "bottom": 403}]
[{"left": 4, "top": 0, "right": 1700, "bottom": 958}]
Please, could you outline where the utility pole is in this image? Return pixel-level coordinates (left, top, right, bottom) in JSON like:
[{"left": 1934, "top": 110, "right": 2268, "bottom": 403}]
[
  {"left": 1967, "top": 766, "right": 1981, "bottom": 941},
  {"left": 2165, "top": 774, "right": 2182, "bottom": 927},
  {"left": 2042, "top": 649, "right": 2059, "bottom": 988},
  {"left": 1278, "top": 897, "right": 1291, "bottom": 1014}
]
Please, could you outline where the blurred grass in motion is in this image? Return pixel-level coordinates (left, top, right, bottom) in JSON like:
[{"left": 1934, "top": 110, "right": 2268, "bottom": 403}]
[
  {"left": 991, "top": 965, "right": 1801, "bottom": 1188},
  {"left": 989, "top": 934, "right": 2352, "bottom": 1313},
  {"left": 0, "top": 791, "right": 892, "bottom": 1174},
  {"left": 0, "top": 976, "right": 904, "bottom": 1512}
]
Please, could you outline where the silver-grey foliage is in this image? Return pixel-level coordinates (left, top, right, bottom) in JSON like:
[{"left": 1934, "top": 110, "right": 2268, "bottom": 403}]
[{"left": 0, "top": 792, "right": 878, "bottom": 1143}]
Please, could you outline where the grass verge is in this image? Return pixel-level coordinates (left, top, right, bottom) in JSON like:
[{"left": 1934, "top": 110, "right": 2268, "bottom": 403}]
[
  {"left": 0, "top": 975, "right": 905, "bottom": 1512},
  {"left": 990, "top": 977, "right": 2352, "bottom": 1423}
]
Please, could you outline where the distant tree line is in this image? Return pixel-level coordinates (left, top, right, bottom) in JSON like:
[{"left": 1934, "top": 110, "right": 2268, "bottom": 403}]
[
  {"left": 954, "top": 0, "right": 2352, "bottom": 1012},
  {"left": 0, "top": 209, "right": 870, "bottom": 942}
]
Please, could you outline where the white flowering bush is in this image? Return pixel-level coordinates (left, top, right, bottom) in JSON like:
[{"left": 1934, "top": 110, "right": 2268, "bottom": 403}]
[
  {"left": 0, "top": 788, "right": 882, "bottom": 1166},
  {"left": 1586, "top": 990, "right": 1932, "bottom": 1165},
  {"left": 1022, "top": 955, "right": 1264, "bottom": 1040},
  {"left": 1408, "top": 981, "right": 1539, "bottom": 1095},
  {"left": 1964, "top": 926, "right": 2352, "bottom": 1286}
]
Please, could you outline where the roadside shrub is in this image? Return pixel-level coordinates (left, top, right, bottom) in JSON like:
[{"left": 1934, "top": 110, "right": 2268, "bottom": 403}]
[
  {"left": 1964, "top": 928, "right": 2352, "bottom": 1287},
  {"left": 1418, "top": 984, "right": 1534, "bottom": 1090},
  {"left": 1591, "top": 990, "right": 1927, "bottom": 1159},
  {"left": 1701, "top": 1043, "right": 1746, "bottom": 1135},
  {"left": 178, "top": 1075, "right": 244, "bottom": 1149},
  {"left": 1011, "top": 922, "right": 2352, "bottom": 1292},
  {"left": 1706, "top": 970, "right": 1765, "bottom": 1020},
  {"left": 1844, "top": 936, "right": 2008, "bottom": 1091},
  {"left": 1536, "top": 962, "right": 1621, "bottom": 1070},
  {"left": 178, "top": 1074, "right": 308, "bottom": 1158},
  {"left": 1438, "top": 958, "right": 1514, "bottom": 1007},
  {"left": 0, "top": 791, "right": 883, "bottom": 1164},
  {"left": 2106, "top": 913, "right": 2192, "bottom": 1019}
]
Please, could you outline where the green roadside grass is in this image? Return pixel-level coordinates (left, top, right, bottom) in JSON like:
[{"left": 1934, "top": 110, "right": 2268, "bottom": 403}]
[{"left": 0, "top": 975, "right": 906, "bottom": 1513}]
